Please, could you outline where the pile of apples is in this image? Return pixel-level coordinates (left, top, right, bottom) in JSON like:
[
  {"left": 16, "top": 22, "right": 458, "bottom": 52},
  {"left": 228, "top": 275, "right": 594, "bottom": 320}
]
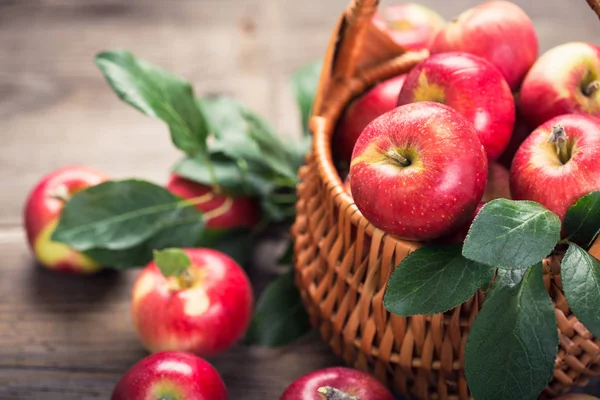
[{"left": 340, "top": 1, "right": 600, "bottom": 242}]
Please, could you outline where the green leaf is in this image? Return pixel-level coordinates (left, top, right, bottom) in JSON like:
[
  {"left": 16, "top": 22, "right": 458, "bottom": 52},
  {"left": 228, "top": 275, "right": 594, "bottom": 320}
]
[
  {"left": 52, "top": 179, "right": 205, "bottom": 251},
  {"left": 197, "top": 228, "right": 255, "bottom": 268},
  {"left": 96, "top": 50, "right": 208, "bottom": 157},
  {"left": 384, "top": 245, "right": 495, "bottom": 316},
  {"left": 153, "top": 248, "right": 191, "bottom": 277},
  {"left": 84, "top": 220, "right": 204, "bottom": 269},
  {"left": 291, "top": 60, "right": 322, "bottom": 136},
  {"left": 465, "top": 264, "right": 558, "bottom": 400},
  {"left": 561, "top": 243, "right": 600, "bottom": 337},
  {"left": 564, "top": 191, "right": 600, "bottom": 247},
  {"left": 463, "top": 199, "right": 561, "bottom": 270},
  {"left": 245, "top": 271, "right": 311, "bottom": 346}
]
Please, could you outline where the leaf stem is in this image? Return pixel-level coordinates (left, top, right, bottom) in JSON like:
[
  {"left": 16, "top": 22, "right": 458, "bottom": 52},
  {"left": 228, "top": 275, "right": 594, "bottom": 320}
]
[{"left": 203, "top": 197, "right": 233, "bottom": 221}]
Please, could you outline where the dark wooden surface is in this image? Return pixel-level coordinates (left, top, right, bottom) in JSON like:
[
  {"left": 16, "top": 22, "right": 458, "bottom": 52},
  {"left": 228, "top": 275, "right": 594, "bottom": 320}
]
[{"left": 1, "top": 1, "right": 600, "bottom": 399}]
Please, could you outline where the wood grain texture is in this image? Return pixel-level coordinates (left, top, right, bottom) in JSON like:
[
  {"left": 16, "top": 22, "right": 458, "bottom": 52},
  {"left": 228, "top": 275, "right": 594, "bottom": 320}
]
[{"left": 1, "top": 0, "right": 600, "bottom": 399}]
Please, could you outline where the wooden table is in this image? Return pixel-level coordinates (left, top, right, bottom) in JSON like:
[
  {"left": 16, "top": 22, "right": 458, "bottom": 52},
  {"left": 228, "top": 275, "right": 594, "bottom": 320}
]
[{"left": 1, "top": 0, "right": 600, "bottom": 398}]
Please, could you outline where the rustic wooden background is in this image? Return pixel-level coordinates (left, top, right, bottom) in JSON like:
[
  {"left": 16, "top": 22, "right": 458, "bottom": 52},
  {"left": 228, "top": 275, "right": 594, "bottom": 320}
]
[{"left": 1, "top": 0, "right": 600, "bottom": 399}]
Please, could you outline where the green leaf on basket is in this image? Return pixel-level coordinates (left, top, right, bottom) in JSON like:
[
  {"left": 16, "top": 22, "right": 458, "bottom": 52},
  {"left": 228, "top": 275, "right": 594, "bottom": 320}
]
[
  {"left": 564, "top": 191, "right": 600, "bottom": 248},
  {"left": 153, "top": 248, "right": 191, "bottom": 277},
  {"left": 463, "top": 199, "right": 561, "bottom": 270},
  {"left": 561, "top": 243, "right": 600, "bottom": 337},
  {"left": 465, "top": 264, "right": 558, "bottom": 400},
  {"left": 52, "top": 180, "right": 205, "bottom": 251},
  {"left": 96, "top": 50, "right": 209, "bottom": 158},
  {"left": 384, "top": 245, "right": 495, "bottom": 316},
  {"left": 291, "top": 59, "right": 322, "bottom": 136},
  {"left": 84, "top": 219, "right": 204, "bottom": 269},
  {"left": 245, "top": 271, "right": 311, "bottom": 346}
]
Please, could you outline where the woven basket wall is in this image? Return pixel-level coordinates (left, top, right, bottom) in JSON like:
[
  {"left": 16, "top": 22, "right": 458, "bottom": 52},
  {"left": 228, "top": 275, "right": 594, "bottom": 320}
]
[{"left": 291, "top": 1, "right": 600, "bottom": 399}]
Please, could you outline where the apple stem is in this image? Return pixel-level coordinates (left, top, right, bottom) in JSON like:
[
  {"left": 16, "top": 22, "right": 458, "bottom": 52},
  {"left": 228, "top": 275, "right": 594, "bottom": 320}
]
[
  {"left": 317, "top": 386, "right": 360, "bottom": 400},
  {"left": 49, "top": 184, "right": 71, "bottom": 203},
  {"left": 584, "top": 80, "right": 600, "bottom": 96},
  {"left": 177, "top": 269, "right": 195, "bottom": 290},
  {"left": 386, "top": 149, "right": 410, "bottom": 167},
  {"left": 547, "top": 124, "right": 570, "bottom": 164}
]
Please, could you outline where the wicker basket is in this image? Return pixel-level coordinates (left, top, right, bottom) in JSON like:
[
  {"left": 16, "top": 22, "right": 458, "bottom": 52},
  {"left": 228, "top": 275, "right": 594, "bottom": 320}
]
[{"left": 291, "top": 1, "right": 600, "bottom": 399}]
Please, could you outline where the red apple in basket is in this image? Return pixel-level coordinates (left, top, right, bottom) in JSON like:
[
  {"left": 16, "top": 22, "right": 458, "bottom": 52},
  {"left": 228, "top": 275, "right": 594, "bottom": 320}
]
[
  {"left": 510, "top": 114, "right": 600, "bottom": 221},
  {"left": 23, "top": 165, "right": 107, "bottom": 274},
  {"left": 519, "top": 42, "right": 600, "bottom": 129},
  {"left": 430, "top": 1, "right": 538, "bottom": 91},
  {"left": 167, "top": 174, "right": 260, "bottom": 230},
  {"left": 111, "top": 351, "right": 227, "bottom": 400},
  {"left": 131, "top": 248, "right": 254, "bottom": 357},
  {"left": 349, "top": 101, "right": 487, "bottom": 241},
  {"left": 280, "top": 367, "right": 394, "bottom": 400},
  {"left": 372, "top": 2, "right": 445, "bottom": 51},
  {"left": 334, "top": 74, "right": 406, "bottom": 164},
  {"left": 397, "top": 52, "right": 515, "bottom": 161}
]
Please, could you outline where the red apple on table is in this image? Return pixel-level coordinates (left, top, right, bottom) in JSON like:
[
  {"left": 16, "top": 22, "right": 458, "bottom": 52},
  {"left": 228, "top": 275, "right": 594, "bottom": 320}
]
[
  {"left": 280, "top": 367, "right": 394, "bottom": 400},
  {"left": 167, "top": 174, "right": 260, "bottom": 230},
  {"left": 430, "top": 0, "right": 538, "bottom": 91},
  {"left": 372, "top": 2, "right": 445, "bottom": 51},
  {"left": 131, "top": 248, "right": 254, "bottom": 357},
  {"left": 111, "top": 351, "right": 227, "bottom": 400},
  {"left": 349, "top": 101, "right": 487, "bottom": 241},
  {"left": 334, "top": 74, "right": 406, "bottom": 164},
  {"left": 510, "top": 114, "right": 600, "bottom": 221},
  {"left": 23, "top": 165, "right": 107, "bottom": 274},
  {"left": 519, "top": 42, "right": 600, "bottom": 129},
  {"left": 397, "top": 52, "right": 515, "bottom": 161}
]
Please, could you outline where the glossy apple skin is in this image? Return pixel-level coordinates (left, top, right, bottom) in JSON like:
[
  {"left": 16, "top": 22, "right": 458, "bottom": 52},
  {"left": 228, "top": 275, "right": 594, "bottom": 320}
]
[
  {"left": 280, "top": 367, "right": 394, "bottom": 400},
  {"left": 350, "top": 102, "right": 487, "bottom": 241},
  {"left": 397, "top": 52, "right": 515, "bottom": 161},
  {"left": 519, "top": 42, "right": 600, "bottom": 129},
  {"left": 372, "top": 3, "right": 445, "bottom": 51},
  {"left": 23, "top": 165, "right": 107, "bottom": 274},
  {"left": 167, "top": 174, "right": 260, "bottom": 230},
  {"left": 111, "top": 351, "right": 227, "bottom": 400},
  {"left": 510, "top": 114, "right": 600, "bottom": 221},
  {"left": 334, "top": 74, "right": 406, "bottom": 164},
  {"left": 430, "top": 1, "right": 538, "bottom": 91},
  {"left": 131, "top": 248, "right": 254, "bottom": 357}
]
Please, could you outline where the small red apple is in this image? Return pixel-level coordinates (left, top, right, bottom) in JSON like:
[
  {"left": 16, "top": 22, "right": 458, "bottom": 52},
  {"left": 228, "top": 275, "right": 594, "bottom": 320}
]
[
  {"left": 397, "top": 52, "right": 515, "bottom": 161},
  {"left": 334, "top": 74, "right": 406, "bottom": 164},
  {"left": 167, "top": 174, "right": 260, "bottom": 230},
  {"left": 23, "top": 165, "right": 107, "bottom": 274},
  {"left": 430, "top": 1, "right": 538, "bottom": 91},
  {"left": 483, "top": 163, "right": 511, "bottom": 203},
  {"left": 349, "top": 101, "right": 487, "bottom": 241},
  {"left": 372, "top": 2, "right": 445, "bottom": 51},
  {"left": 111, "top": 351, "right": 227, "bottom": 400},
  {"left": 519, "top": 42, "right": 600, "bottom": 129},
  {"left": 510, "top": 114, "right": 600, "bottom": 221},
  {"left": 131, "top": 248, "right": 254, "bottom": 357},
  {"left": 280, "top": 367, "right": 394, "bottom": 400}
]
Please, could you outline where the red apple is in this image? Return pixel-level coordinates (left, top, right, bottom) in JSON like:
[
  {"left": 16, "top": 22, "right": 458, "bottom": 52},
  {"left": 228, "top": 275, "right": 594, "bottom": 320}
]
[
  {"left": 436, "top": 203, "right": 485, "bottom": 244},
  {"left": 397, "top": 52, "right": 515, "bottom": 160},
  {"left": 349, "top": 102, "right": 487, "bottom": 241},
  {"left": 334, "top": 74, "right": 406, "bottom": 164},
  {"left": 131, "top": 248, "right": 254, "bottom": 357},
  {"left": 430, "top": 1, "right": 538, "bottom": 91},
  {"left": 167, "top": 174, "right": 260, "bottom": 230},
  {"left": 483, "top": 163, "right": 511, "bottom": 203},
  {"left": 372, "top": 2, "right": 445, "bottom": 51},
  {"left": 510, "top": 114, "right": 600, "bottom": 221},
  {"left": 111, "top": 351, "right": 227, "bottom": 400},
  {"left": 23, "top": 165, "right": 107, "bottom": 274},
  {"left": 519, "top": 42, "right": 600, "bottom": 129},
  {"left": 280, "top": 367, "right": 394, "bottom": 400}
]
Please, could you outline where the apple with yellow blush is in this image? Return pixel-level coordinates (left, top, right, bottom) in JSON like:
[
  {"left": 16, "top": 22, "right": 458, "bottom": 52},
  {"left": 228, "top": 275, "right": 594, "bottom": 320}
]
[
  {"left": 130, "top": 248, "right": 254, "bottom": 357},
  {"left": 23, "top": 165, "right": 107, "bottom": 274}
]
